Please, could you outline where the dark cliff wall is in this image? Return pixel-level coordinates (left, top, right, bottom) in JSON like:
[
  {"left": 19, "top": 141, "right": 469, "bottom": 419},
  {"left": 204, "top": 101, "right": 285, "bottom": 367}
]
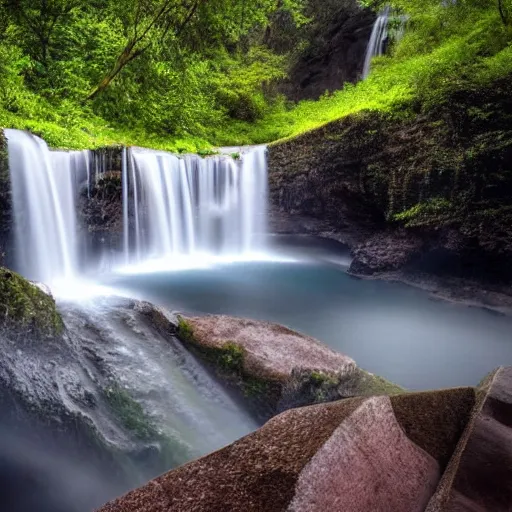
[
  {"left": 268, "top": 75, "right": 512, "bottom": 282},
  {"left": 79, "top": 147, "right": 124, "bottom": 257},
  {"left": 276, "top": 1, "right": 375, "bottom": 101},
  {"left": 0, "top": 130, "right": 12, "bottom": 267}
]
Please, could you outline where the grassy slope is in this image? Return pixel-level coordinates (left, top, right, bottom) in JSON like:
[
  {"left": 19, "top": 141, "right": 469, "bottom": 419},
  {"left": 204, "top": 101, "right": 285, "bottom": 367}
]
[
  {"left": 222, "top": 7, "right": 512, "bottom": 146},
  {"left": 1, "top": 6, "right": 511, "bottom": 151}
]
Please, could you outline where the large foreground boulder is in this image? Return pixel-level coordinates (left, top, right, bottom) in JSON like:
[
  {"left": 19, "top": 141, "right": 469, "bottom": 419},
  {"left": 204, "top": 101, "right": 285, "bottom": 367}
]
[
  {"left": 426, "top": 366, "right": 512, "bottom": 511},
  {"left": 97, "top": 387, "right": 475, "bottom": 512},
  {"left": 176, "top": 314, "right": 403, "bottom": 418}
]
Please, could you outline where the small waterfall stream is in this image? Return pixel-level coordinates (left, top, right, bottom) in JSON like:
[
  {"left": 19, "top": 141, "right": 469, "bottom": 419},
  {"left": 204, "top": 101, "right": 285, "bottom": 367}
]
[{"left": 362, "top": 7, "right": 391, "bottom": 79}]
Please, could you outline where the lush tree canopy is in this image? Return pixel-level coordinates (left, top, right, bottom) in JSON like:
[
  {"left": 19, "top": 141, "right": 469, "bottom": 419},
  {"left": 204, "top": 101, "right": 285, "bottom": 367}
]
[
  {"left": 0, "top": 0, "right": 310, "bottom": 147},
  {"left": 0, "top": 0, "right": 511, "bottom": 150}
]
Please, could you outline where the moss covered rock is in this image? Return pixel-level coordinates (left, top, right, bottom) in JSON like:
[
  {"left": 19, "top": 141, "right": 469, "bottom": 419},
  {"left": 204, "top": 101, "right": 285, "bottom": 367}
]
[
  {"left": 176, "top": 314, "right": 403, "bottom": 419},
  {"left": 0, "top": 267, "right": 64, "bottom": 337}
]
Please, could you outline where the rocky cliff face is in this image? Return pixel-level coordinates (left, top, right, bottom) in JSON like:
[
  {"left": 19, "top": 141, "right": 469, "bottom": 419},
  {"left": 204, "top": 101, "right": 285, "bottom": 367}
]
[
  {"left": 0, "top": 130, "right": 13, "bottom": 267},
  {"left": 79, "top": 147, "right": 124, "bottom": 260},
  {"left": 281, "top": 5, "right": 376, "bottom": 100},
  {"left": 268, "top": 75, "right": 512, "bottom": 289}
]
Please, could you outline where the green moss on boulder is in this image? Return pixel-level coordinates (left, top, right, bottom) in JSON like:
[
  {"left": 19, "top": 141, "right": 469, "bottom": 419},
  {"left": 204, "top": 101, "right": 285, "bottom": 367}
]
[
  {"left": 176, "top": 315, "right": 403, "bottom": 419},
  {"left": 0, "top": 267, "right": 64, "bottom": 337},
  {"left": 279, "top": 367, "right": 403, "bottom": 411},
  {"left": 177, "top": 317, "right": 277, "bottom": 416}
]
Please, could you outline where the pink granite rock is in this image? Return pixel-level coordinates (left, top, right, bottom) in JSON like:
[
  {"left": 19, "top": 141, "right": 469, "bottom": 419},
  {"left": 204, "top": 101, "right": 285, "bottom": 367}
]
[
  {"left": 183, "top": 315, "right": 356, "bottom": 381},
  {"left": 426, "top": 366, "right": 512, "bottom": 512},
  {"left": 288, "top": 396, "right": 441, "bottom": 512}
]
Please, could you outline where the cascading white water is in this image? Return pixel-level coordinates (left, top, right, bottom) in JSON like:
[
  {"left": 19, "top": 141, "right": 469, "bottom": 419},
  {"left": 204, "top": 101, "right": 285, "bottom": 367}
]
[
  {"left": 5, "top": 129, "right": 89, "bottom": 284},
  {"left": 5, "top": 129, "right": 269, "bottom": 282},
  {"left": 362, "top": 7, "right": 391, "bottom": 79},
  {"left": 128, "top": 146, "right": 267, "bottom": 265}
]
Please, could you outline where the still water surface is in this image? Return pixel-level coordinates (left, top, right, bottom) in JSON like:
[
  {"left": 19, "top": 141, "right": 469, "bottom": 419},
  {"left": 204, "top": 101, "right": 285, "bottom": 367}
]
[{"left": 105, "top": 244, "right": 512, "bottom": 390}]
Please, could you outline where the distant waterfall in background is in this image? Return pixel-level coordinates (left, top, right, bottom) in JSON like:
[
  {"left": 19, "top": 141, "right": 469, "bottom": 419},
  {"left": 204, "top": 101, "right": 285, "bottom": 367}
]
[
  {"left": 126, "top": 146, "right": 268, "bottom": 266},
  {"left": 4, "top": 128, "right": 268, "bottom": 284},
  {"left": 5, "top": 129, "right": 89, "bottom": 284},
  {"left": 362, "top": 7, "right": 391, "bottom": 79}
]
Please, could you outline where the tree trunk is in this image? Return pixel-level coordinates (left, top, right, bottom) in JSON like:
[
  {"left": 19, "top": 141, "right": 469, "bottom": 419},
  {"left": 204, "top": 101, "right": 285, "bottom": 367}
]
[
  {"left": 86, "top": 43, "right": 141, "bottom": 101},
  {"left": 498, "top": 0, "right": 508, "bottom": 25}
]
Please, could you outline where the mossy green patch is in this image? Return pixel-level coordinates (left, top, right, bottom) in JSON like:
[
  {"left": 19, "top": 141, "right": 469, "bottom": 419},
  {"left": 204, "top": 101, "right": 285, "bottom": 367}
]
[
  {"left": 176, "top": 316, "right": 278, "bottom": 415},
  {"left": 392, "top": 198, "right": 454, "bottom": 226},
  {"left": 104, "top": 383, "right": 156, "bottom": 441},
  {"left": 0, "top": 267, "right": 64, "bottom": 337},
  {"left": 279, "top": 368, "right": 405, "bottom": 411},
  {"left": 353, "top": 368, "right": 405, "bottom": 396},
  {"left": 104, "top": 382, "right": 192, "bottom": 469},
  {"left": 177, "top": 317, "right": 195, "bottom": 344},
  {"left": 218, "top": 342, "right": 244, "bottom": 373}
]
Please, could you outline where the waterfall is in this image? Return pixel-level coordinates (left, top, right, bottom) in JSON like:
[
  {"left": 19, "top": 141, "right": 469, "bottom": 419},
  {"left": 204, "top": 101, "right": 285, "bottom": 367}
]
[
  {"left": 127, "top": 146, "right": 267, "bottom": 264},
  {"left": 4, "top": 129, "right": 269, "bottom": 283},
  {"left": 5, "top": 129, "right": 89, "bottom": 284},
  {"left": 362, "top": 7, "right": 391, "bottom": 79}
]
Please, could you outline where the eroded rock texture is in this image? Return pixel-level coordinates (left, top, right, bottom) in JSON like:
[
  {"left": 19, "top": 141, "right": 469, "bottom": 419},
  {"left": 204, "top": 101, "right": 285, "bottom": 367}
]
[{"left": 427, "top": 367, "right": 512, "bottom": 511}]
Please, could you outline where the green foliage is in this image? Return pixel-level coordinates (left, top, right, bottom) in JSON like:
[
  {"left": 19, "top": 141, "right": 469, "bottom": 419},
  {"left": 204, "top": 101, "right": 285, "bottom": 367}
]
[
  {"left": 0, "top": 0, "right": 305, "bottom": 149},
  {"left": 104, "top": 383, "right": 156, "bottom": 440},
  {"left": 218, "top": 342, "right": 244, "bottom": 373},
  {"left": 226, "top": 1, "right": 512, "bottom": 145},
  {"left": 393, "top": 198, "right": 453, "bottom": 226},
  {"left": 177, "top": 317, "right": 194, "bottom": 343},
  {"left": 0, "top": 0, "right": 511, "bottom": 150},
  {"left": 0, "top": 267, "right": 64, "bottom": 337}
]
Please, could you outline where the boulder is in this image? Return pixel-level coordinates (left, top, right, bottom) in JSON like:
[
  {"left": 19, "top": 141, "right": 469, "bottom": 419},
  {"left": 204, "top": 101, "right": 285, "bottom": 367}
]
[
  {"left": 426, "top": 366, "right": 512, "bottom": 511},
  {"left": 98, "top": 387, "right": 475, "bottom": 512},
  {"left": 176, "top": 314, "right": 403, "bottom": 418},
  {"left": 181, "top": 314, "right": 355, "bottom": 381},
  {"left": 288, "top": 397, "right": 440, "bottom": 512}
]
